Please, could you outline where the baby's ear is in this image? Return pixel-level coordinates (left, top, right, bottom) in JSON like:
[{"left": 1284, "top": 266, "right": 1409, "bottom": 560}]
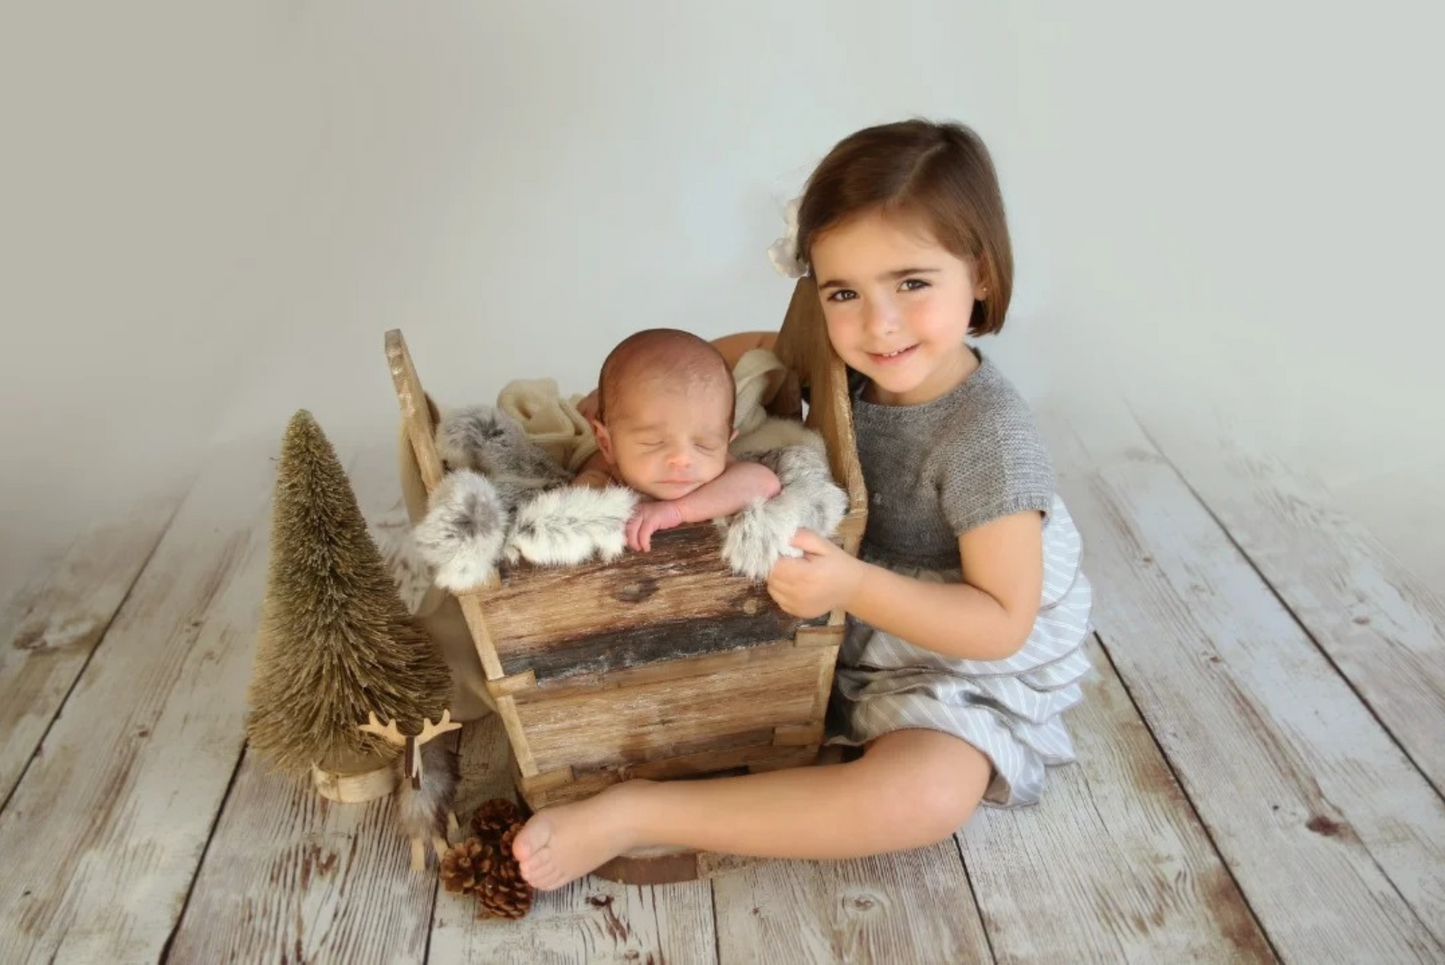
[{"left": 592, "top": 420, "right": 616, "bottom": 463}]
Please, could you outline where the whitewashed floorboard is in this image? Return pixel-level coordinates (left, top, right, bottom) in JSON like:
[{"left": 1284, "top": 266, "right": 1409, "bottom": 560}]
[
  {"left": 1136, "top": 406, "right": 1445, "bottom": 793},
  {"left": 711, "top": 841, "right": 990, "bottom": 964},
  {"left": 0, "top": 444, "right": 275, "bottom": 964},
  {"left": 0, "top": 495, "right": 179, "bottom": 805},
  {"left": 1041, "top": 401, "right": 1445, "bottom": 963},
  {"left": 959, "top": 638, "right": 1273, "bottom": 963}
]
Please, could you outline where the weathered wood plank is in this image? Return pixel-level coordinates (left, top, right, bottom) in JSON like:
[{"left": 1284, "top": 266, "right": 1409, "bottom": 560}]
[
  {"left": 165, "top": 443, "right": 439, "bottom": 963},
  {"left": 429, "top": 713, "right": 719, "bottom": 963},
  {"left": 1041, "top": 401, "right": 1445, "bottom": 963},
  {"left": 0, "top": 443, "right": 278, "bottom": 963},
  {"left": 712, "top": 842, "right": 992, "bottom": 964},
  {"left": 959, "top": 638, "right": 1274, "bottom": 963},
  {"left": 1136, "top": 406, "right": 1445, "bottom": 793},
  {"left": 485, "top": 524, "right": 808, "bottom": 680},
  {"left": 0, "top": 495, "right": 180, "bottom": 807},
  {"left": 514, "top": 644, "right": 826, "bottom": 775}
]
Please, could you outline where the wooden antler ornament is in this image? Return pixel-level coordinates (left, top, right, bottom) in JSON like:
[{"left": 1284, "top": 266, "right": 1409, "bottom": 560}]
[{"left": 359, "top": 709, "right": 463, "bottom": 871}]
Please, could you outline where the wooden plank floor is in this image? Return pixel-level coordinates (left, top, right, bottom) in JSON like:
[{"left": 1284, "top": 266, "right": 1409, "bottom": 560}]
[{"left": 3, "top": 403, "right": 1442, "bottom": 964}]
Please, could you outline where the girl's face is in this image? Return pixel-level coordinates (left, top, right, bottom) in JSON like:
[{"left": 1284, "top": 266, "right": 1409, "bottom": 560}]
[{"left": 810, "top": 209, "right": 981, "bottom": 406}]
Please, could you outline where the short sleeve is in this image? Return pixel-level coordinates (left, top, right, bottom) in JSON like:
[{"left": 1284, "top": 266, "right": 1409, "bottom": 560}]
[{"left": 939, "top": 405, "right": 1056, "bottom": 536}]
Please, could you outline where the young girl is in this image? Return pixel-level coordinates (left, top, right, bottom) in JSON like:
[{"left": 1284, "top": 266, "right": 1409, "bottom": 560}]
[{"left": 513, "top": 118, "right": 1093, "bottom": 890}]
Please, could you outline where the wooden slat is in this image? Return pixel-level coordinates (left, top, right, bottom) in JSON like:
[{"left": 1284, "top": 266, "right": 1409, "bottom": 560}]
[
  {"left": 1041, "top": 400, "right": 1445, "bottom": 962},
  {"left": 0, "top": 443, "right": 279, "bottom": 963},
  {"left": 165, "top": 443, "right": 439, "bottom": 963},
  {"left": 0, "top": 495, "right": 179, "bottom": 807},
  {"left": 1136, "top": 406, "right": 1445, "bottom": 793},
  {"left": 514, "top": 645, "right": 827, "bottom": 774},
  {"left": 712, "top": 843, "right": 992, "bottom": 964},
  {"left": 483, "top": 524, "right": 808, "bottom": 680},
  {"left": 428, "top": 714, "right": 719, "bottom": 963},
  {"left": 959, "top": 638, "right": 1273, "bottom": 962}
]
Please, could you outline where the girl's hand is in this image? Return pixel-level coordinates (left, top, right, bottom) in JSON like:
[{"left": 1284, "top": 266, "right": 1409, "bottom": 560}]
[
  {"left": 766, "top": 529, "right": 864, "bottom": 618},
  {"left": 627, "top": 501, "right": 685, "bottom": 552}
]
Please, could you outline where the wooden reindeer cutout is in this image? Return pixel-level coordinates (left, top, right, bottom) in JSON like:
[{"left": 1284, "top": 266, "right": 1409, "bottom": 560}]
[{"left": 360, "top": 710, "right": 463, "bottom": 870}]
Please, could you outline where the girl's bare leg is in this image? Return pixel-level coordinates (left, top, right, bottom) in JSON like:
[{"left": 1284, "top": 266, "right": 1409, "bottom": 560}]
[{"left": 512, "top": 729, "right": 991, "bottom": 890}]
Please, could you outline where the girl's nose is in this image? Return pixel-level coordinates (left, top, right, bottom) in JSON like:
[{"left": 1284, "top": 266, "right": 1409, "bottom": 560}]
[
  {"left": 864, "top": 298, "right": 898, "bottom": 334},
  {"left": 666, "top": 447, "right": 691, "bottom": 469}
]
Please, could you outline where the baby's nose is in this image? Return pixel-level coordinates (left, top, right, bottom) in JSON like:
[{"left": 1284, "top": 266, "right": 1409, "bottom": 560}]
[{"left": 665, "top": 447, "right": 691, "bottom": 468}]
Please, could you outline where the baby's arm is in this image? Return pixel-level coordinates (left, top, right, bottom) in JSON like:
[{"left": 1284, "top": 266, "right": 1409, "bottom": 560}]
[
  {"left": 628, "top": 461, "right": 781, "bottom": 551},
  {"left": 769, "top": 511, "right": 1044, "bottom": 662}
]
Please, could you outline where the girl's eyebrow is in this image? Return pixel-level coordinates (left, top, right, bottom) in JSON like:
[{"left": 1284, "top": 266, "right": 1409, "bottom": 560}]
[{"left": 816, "top": 267, "right": 941, "bottom": 291}]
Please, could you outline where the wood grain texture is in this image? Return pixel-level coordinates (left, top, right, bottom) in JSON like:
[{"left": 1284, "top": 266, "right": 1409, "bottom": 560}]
[
  {"left": 0, "top": 495, "right": 178, "bottom": 807},
  {"left": 712, "top": 843, "right": 991, "bottom": 965},
  {"left": 0, "top": 443, "right": 278, "bottom": 963},
  {"left": 514, "top": 644, "right": 828, "bottom": 775},
  {"left": 166, "top": 443, "right": 442, "bottom": 963},
  {"left": 483, "top": 524, "right": 811, "bottom": 681},
  {"left": 1136, "top": 405, "right": 1445, "bottom": 794},
  {"left": 959, "top": 638, "right": 1273, "bottom": 963},
  {"left": 1042, "top": 400, "right": 1445, "bottom": 963},
  {"left": 429, "top": 714, "right": 720, "bottom": 963},
  {"left": 386, "top": 328, "right": 445, "bottom": 495}
]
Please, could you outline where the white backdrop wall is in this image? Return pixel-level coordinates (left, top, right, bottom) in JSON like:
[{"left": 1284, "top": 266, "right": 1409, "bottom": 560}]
[{"left": 3, "top": 1, "right": 1441, "bottom": 593}]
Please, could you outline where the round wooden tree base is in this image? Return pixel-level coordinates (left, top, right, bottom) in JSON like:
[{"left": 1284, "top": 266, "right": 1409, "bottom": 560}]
[
  {"left": 593, "top": 846, "right": 760, "bottom": 884},
  {"left": 311, "top": 762, "right": 397, "bottom": 803}
]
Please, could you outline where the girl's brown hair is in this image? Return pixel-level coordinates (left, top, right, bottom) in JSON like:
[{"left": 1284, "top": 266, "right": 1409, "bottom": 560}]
[{"left": 797, "top": 119, "right": 1013, "bottom": 336}]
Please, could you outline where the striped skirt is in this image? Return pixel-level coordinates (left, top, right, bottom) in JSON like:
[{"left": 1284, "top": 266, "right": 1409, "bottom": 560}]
[{"left": 827, "top": 495, "right": 1094, "bottom": 808}]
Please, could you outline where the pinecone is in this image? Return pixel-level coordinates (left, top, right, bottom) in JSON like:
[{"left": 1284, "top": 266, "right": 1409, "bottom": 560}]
[
  {"left": 470, "top": 797, "right": 525, "bottom": 841},
  {"left": 440, "top": 837, "right": 487, "bottom": 896},
  {"left": 476, "top": 827, "right": 533, "bottom": 920}
]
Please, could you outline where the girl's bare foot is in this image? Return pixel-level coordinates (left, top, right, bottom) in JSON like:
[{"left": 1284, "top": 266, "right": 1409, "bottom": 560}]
[{"left": 512, "top": 782, "right": 646, "bottom": 890}]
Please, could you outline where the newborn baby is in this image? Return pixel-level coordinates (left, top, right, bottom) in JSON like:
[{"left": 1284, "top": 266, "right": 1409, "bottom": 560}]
[{"left": 574, "top": 329, "right": 781, "bottom": 551}]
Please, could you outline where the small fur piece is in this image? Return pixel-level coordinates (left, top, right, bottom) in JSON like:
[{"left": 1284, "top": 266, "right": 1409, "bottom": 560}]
[
  {"left": 397, "top": 738, "right": 461, "bottom": 869},
  {"left": 723, "top": 444, "right": 848, "bottom": 580},
  {"left": 506, "top": 485, "right": 639, "bottom": 566},
  {"left": 413, "top": 470, "right": 510, "bottom": 591},
  {"left": 436, "top": 404, "right": 571, "bottom": 496}
]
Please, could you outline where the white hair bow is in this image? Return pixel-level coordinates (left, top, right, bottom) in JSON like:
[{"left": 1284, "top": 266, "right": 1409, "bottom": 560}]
[{"left": 766, "top": 197, "right": 807, "bottom": 279}]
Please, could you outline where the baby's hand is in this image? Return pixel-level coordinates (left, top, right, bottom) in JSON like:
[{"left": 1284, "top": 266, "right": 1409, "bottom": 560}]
[{"left": 627, "top": 500, "right": 685, "bottom": 552}]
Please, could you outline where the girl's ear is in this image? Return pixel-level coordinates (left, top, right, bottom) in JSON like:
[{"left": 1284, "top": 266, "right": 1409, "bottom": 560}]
[{"left": 591, "top": 420, "right": 616, "bottom": 463}]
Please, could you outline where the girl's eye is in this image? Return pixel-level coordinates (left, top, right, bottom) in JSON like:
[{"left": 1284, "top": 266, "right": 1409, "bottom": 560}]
[
  {"left": 900, "top": 278, "right": 930, "bottom": 291},
  {"left": 827, "top": 289, "right": 858, "bottom": 303}
]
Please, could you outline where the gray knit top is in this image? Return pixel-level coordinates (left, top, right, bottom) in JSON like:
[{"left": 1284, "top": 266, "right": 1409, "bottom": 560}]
[{"left": 851, "top": 350, "right": 1055, "bottom": 569}]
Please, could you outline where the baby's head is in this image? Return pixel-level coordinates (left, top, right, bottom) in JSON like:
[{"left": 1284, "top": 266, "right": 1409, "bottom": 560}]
[{"left": 591, "top": 329, "right": 736, "bottom": 501}]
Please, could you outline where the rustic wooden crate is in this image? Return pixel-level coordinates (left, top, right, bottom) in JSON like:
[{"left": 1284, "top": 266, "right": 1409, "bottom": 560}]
[{"left": 385, "top": 279, "right": 867, "bottom": 832}]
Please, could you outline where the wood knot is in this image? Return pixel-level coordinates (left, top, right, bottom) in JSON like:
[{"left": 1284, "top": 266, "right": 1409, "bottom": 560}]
[
  {"left": 613, "top": 578, "right": 659, "bottom": 604},
  {"left": 12, "top": 625, "right": 46, "bottom": 651},
  {"left": 842, "top": 890, "right": 882, "bottom": 913},
  {"left": 743, "top": 598, "right": 761, "bottom": 615},
  {"left": 1351, "top": 615, "right": 1370, "bottom": 626},
  {"left": 1306, "top": 815, "right": 1344, "bottom": 837}
]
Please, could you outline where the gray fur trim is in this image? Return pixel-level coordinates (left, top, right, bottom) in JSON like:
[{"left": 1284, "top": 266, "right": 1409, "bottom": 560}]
[
  {"left": 506, "top": 485, "right": 639, "bottom": 566},
  {"left": 413, "top": 470, "right": 510, "bottom": 591},
  {"left": 435, "top": 405, "right": 571, "bottom": 494},
  {"left": 722, "top": 445, "right": 847, "bottom": 580}
]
